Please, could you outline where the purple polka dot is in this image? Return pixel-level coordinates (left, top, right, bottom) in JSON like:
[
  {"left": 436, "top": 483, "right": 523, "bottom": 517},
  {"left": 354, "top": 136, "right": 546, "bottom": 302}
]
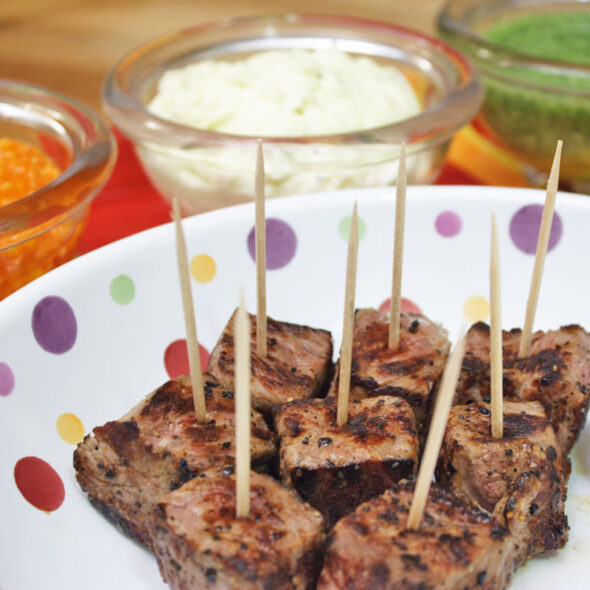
[
  {"left": 0, "top": 362, "right": 15, "bottom": 397},
  {"left": 32, "top": 296, "right": 77, "bottom": 354},
  {"left": 435, "top": 211, "right": 462, "bottom": 237},
  {"left": 509, "top": 205, "right": 562, "bottom": 255},
  {"left": 247, "top": 218, "right": 297, "bottom": 270}
]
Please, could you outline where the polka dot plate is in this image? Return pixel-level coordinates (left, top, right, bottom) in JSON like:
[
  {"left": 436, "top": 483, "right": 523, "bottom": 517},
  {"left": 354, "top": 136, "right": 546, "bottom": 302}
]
[{"left": 1, "top": 186, "right": 589, "bottom": 589}]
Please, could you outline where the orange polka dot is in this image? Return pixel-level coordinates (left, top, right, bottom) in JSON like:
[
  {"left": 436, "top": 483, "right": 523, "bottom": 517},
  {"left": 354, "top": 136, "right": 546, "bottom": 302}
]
[
  {"left": 463, "top": 296, "right": 490, "bottom": 323},
  {"left": 56, "top": 412, "right": 85, "bottom": 444},
  {"left": 190, "top": 254, "right": 216, "bottom": 284}
]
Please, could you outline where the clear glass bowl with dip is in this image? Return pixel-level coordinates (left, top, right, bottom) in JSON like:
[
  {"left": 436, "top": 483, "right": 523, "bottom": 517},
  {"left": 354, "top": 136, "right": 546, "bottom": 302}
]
[
  {"left": 103, "top": 14, "right": 483, "bottom": 214},
  {"left": 438, "top": 0, "right": 590, "bottom": 193},
  {"left": 0, "top": 80, "right": 116, "bottom": 299}
]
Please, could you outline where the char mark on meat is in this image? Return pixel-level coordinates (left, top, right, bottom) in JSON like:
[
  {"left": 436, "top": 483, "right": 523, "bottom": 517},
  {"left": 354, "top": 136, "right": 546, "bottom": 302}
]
[
  {"left": 74, "top": 373, "right": 276, "bottom": 549},
  {"left": 207, "top": 310, "right": 333, "bottom": 414}
]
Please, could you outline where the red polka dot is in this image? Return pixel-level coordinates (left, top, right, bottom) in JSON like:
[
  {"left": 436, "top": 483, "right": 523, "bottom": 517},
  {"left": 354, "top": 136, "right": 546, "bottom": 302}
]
[
  {"left": 14, "top": 456, "right": 65, "bottom": 512},
  {"left": 164, "top": 339, "right": 210, "bottom": 379},
  {"left": 378, "top": 297, "right": 422, "bottom": 315}
]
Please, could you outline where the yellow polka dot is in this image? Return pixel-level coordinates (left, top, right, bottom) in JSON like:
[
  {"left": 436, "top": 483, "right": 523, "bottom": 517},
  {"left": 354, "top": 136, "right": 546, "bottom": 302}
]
[
  {"left": 56, "top": 412, "right": 85, "bottom": 445},
  {"left": 463, "top": 296, "right": 490, "bottom": 323},
  {"left": 190, "top": 254, "right": 216, "bottom": 284}
]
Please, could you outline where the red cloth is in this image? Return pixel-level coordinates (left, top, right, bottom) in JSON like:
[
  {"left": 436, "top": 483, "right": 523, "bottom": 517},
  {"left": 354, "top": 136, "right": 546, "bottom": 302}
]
[
  {"left": 78, "top": 130, "right": 170, "bottom": 254},
  {"left": 78, "top": 130, "right": 482, "bottom": 254}
]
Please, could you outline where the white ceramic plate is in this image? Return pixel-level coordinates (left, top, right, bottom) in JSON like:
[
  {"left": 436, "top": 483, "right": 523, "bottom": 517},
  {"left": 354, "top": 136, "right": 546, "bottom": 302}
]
[{"left": 1, "top": 186, "right": 590, "bottom": 589}]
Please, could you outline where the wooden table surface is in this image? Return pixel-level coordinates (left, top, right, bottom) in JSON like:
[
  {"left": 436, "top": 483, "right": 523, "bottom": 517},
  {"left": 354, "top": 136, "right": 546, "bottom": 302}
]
[{"left": 0, "top": 0, "right": 446, "bottom": 113}]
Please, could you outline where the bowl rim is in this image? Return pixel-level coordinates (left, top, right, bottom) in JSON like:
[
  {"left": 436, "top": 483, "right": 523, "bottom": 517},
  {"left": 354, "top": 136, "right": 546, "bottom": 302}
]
[
  {"left": 438, "top": 0, "right": 590, "bottom": 93},
  {"left": 103, "top": 12, "right": 483, "bottom": 148},
  {"left": 0, "top": 79, "right": 117, "bottom": 238}
]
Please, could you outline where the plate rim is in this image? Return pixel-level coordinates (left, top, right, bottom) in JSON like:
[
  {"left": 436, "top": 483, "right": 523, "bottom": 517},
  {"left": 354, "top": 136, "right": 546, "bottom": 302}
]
[{"left": 2, "top": 184, "right": 590, "bottom": 314}]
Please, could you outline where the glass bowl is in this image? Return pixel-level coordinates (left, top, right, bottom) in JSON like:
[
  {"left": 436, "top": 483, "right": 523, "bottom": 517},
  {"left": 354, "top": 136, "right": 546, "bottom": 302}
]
[
  {"left": 439, "top": 0, "right": 590, "bottom": 193},
  {"left": 103, "top": 13, "right": 483, "bottom": 214},
  {"left": 0, "top": 80, "right": 116, "bottom": 299}
]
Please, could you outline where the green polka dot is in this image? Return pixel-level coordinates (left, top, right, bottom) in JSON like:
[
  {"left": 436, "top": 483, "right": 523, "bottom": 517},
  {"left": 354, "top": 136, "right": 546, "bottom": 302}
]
[
  {"left": 338, "top": 216, "right": 367, "bottom": 240},
  {"left": 110, "top": 275, "right": 135, "bottom": 305}
]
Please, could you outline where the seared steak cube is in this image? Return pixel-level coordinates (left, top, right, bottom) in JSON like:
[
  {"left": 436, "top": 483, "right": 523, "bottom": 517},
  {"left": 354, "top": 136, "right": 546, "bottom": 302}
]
[
  {"left": 456, "top": 322, "right": 590, "bottom": 453},
  {"left": 457, "top": 322, "right": 504, "bottom": 404},
  {"left": 150, "top": 469, "right": 325, "bottom": 589},
  {"left": 207, "top": 310, "right": 333, "bottom": 414},
  {"left": 318, "top": 480, "right": 514, "bottom": 590},
  {"left": 336, "top": 308, "right": 450, "bottom": 431},
  {"left": 74, "top": 374, "right": 276, "bottom": 548},
  {"left": 437, "top": 401, "right": 569, "bottom": 565},
  {"left": 494, "top": 464, "right": 569, "bottom": 570},
  {"left": 437, "top": 400, "right": 567, "bottom": 510},
  {"left": 274, "top": 396, "right": 418, "bottom": 528}
]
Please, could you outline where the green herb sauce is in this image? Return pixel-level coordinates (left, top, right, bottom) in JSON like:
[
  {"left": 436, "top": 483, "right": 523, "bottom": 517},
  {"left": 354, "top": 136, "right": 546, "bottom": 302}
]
[
  {"left": 477, "top": 10, "right": 590, "bottom": 183},
  {"left": 485, "top": 12, "right": 590, "bottom": 67}
]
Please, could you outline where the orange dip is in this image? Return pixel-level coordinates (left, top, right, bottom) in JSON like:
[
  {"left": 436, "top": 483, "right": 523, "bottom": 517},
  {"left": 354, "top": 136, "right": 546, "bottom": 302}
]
[
  {"left": 0, "top": 137, "right": 86, "bottom": 299},
  {"left": 0, "top": 138, "right": 60, "bottom": 205}
]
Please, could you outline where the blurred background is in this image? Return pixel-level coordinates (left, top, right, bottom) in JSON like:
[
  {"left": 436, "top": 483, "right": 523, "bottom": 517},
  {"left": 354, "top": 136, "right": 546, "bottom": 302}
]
[
  {"left": 0, "top": 0, "right": 445, "bottom": 113},
  {"left": 2, "top": 0, "right": 588, "bottom": 298}
]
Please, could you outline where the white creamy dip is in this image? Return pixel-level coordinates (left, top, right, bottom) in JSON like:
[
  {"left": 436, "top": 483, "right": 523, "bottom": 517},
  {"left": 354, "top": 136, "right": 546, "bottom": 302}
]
[
  {"left": 141, "top": 49, "right": 428, "bottom": 212},
  {"left": 148, "top": 49, "right": 421, "bottom": 136}
]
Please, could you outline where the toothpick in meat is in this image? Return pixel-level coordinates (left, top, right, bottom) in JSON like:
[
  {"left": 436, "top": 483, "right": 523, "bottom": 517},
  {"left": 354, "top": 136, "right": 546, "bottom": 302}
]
[
  {"left": 255, "top": 139, "right": 267, "bottom": 357},
  {"left": 235, "top": 289, "right": 251, "bottom": 517},
  {"left": 172, "top": 198, "right": 206, "bottom": 423},
  {"left": 407, "top": 328, "right": 466, "bottom": 529},
  {"left": 519, "top": 140, "right": 562, "bottom": 357},
  {"left": 337, "top": 202, "right": 360, "bottom": 427},
  {"left": 490, "top": 213, "right": 503, "bottom": 439},
  {"left": 389, "top": 142, "right": 407, "bottom": 350}
]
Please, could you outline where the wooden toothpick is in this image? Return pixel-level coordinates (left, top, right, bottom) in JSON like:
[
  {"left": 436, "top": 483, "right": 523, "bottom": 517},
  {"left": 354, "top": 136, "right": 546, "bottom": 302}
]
[
  {"left": 255, "top": 139, "right": 267, "bottom": 357},
  {"left": 407, "top": 329, "right": 466, "bottom": 530},
  {"left": 235, "top": 290, "right": 251, "bottom": 518},
  {"left": 172, "top": 198, "right": 206, "bottom": 423},
  {"left": 519, "top": 140, "right": 562, "bottom": 357},
  {"left": 337, "top": 202, "right": 360, "bottom": 427},
  {"left": 389, "top": 143, "right": 407, "bottom": 350},
  {"left": 490, "top": 214, "right": 503, "bottom": 439}
]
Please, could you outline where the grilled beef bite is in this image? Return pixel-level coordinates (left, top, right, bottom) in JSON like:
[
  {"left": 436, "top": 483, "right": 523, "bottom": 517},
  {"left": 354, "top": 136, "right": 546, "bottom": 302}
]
[
  {"left": 207, "top": 310, "right": 333, "bottom": 414},
  {"left": 437, "top": 401, "right": 569, "bottom": 565},
  {"left": 274, "top": 396, "right": 419, "bottom": 528},
  {"left": 494, "top": 463, "right": 568, "bottom": 571},
  {"left": 149, "top": 469, "right": 325, "bottom": 590},
  {"left": 318, "top": 480, "right": 514, "bottom": 590},
  {"left": 74, "top": 374, "right": 276, "bottom": 548},
  {"left": 456, "top": 322, "right": 590, "bottom": 453},
  {"left": 334, "top": 308, "right": 450, "bottom": 431}
]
